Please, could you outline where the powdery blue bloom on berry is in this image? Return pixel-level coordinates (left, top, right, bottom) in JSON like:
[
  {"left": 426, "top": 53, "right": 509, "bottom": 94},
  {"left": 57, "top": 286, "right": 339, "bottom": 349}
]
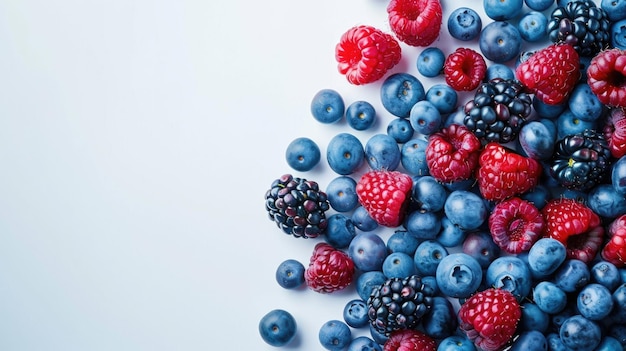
[
  {"left": 380, "top": 73, "right": 425, "bottom": 118},
  {"left": 484, "top": 0, "right": 523, "bottom": 20},
  {"left": 519, "top": 302, "right": 550, "bottom": 333},
  {"left": 387, "top": 230, "right": 420, "bottom": 256},
  {"left": 258, "top": 309, "right": 297, "bottom": 347},
  {"left": 326, "top": 133, "right": 365, "bottom": 175},
  {"left": 310, "top": 89, "right": 344, "bottom": 124},
  {"left": 409, "top": 100, "right": 442, "bottom": 136},
  {"left": 414, "top": 240, "right": 448, "bottom": 276},
  {"left": 444, "top": 190, "right": 487, "bottom": 231},
  {"left": 448, "top": 7, "right": 482, "bottom": 41},
  {"left": 437, "top": 335, "right": 476, "bottom": 351},
  {"left": 559, "top": 315, "right": 602, "bottom": 351},
  {"left": 554, "top": 259, "right": 590, "bottom": 293},
  {"left": 347, "top": 336, "right": 382, "bottom": 351},
  {"left": 346, "top": 100, "right": 376, "bottom": 131},
  {"left": 534, "top": 281, "right": 568, "bottom": 314},
  {"left": 406, "top": 210, "right": 441, "bottom": 239},
  {"left": 525, "top": 0, "right": 554, "bottom": 11},
  {"left": 319, "top": 320, "right": 351, "bottom": 351},
  {"left": 591, "top": 260, "right": 621, "bottom": 291},
  {"left": 351, "top": 206, "right": 378, "bottom": 232},
  {"left": 422, "top": 296, "right": 457, "bottom": 339},
  {"left": 382, "top": 252, "right": 417, "bottom": 279},
  {"left": 518, "top": 11, "right": 548, "bottom": 42},
  {"left": 426, "top": 83, "right": 457, "bottom": 115},
  {"left": 412, "top": 176, "right": 447, "bottom": 212},
  {"left": 401, "top": 138, "right": 429, "bottom": 176},
  {"left": 510, "top": 330, "right": 547, "bottom": 351},
  {"left": 285, "top": 137, "right": 321, "bottom": 172},
  {"left": 326, "top": 176, "right": 358, "bottom": 213},
  {"left": 602, "top": 0, "right": 626, "bottom": 21},
  {"left": 463, "top": 231, "right": 500, "bottom": 269},
  {"left": 587, "top": 184, "right": 626, "bottom": 219},
  {"left": 577, "top": 283, "right": 614, "bottom": 320},
  {"left": 365, "top": 134, "right": 401, "bottom": 171},
  {"left": 435, "top": 253, "right": 482, "bottom": 298},
  {"left": 486, "top": 256, "right": 532, "bottom": 301},
  {"left": 325, "top": 214, "right": 356, "bottom": 249},
  {"left": 611, "top": 19, "right": 626, "bottom": 50},
  {"left": 355, "top": 270, "right": 386, "bottom": 301},
  {"left": 479, "top": 21, "right": 522, "bottom": 63},
  {"left": 568, "top": 83, "right": 604, "bottom": 122},
  {"left": 387, "top": 117, "right": 414, "bottom": 143},
  {"left": 528, "top": 238, "right": 567, "bottom": 278},
  {"left": 416, "top": 47, "right": 445, "bottom": 77},
  {"left": 343, "top": 299, "right": 368, "bottom": 328},
  {"left": 275, "top": 259, "right": 305, "bottom": 289},
  {"left": 348, "top": 232, "right": 387, "bottom": 272}
]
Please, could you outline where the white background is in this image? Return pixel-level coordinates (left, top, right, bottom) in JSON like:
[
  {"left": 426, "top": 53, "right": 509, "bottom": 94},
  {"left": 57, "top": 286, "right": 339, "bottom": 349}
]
[{"left": 0, "top": 0, "right": 580, "bottom": 350}]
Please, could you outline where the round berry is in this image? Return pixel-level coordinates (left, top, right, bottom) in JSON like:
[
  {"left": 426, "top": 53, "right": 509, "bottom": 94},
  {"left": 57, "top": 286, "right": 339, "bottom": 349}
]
[
  {"left": 518, "top": 11, "right": 548, "bottom": 42},
  {"left": 343, "top": 299, "right": 369, "bottom": 328},
  {"left": 365, "top": 134, "right": 401, "bottom": 171},
  {"left": 416, "top": 47, "right": 445, "bottom": 77},
  {"left": 533, "top": 281, "right": 568, "bottom": 314},
  {"left": 319, "top": 320, "right": 351, "bottom": 351},
  {"left": 326, "top": 176, "right": 358, "bottom": 213},
  {"left": 447, "top": 7, "right": 482, "bottom": 41},
  {"left": 259, "top": 309, "right": 297, "bottom": 347},
  {"left": 325, "top": 213, "right": 356, "bottom": 249},
  {"left": 483, "top": 0, "right": 523, "bottom": 21},
  {"left": 479, "top": 21, "right": 523, "bottom": 63},
  {"left": 326, "top": 133, "right": 365, "bottom": 175},
  {"left": 311, "top": 89, "right": 344, "bottom": 124},
  {"left": 414, "top": 239, "right": 448, "bottom": 276},
  {"left": 611, "top": 19, "right": 626, "bottom": 50},
  {"left": 387, "top": 230, "right": 420, "bottom": 256},
  {"left": 387, "top": 117, "right": 414, "bottom": 143},
  {"left": 346, "top": 100, "right": 376, "bottom": 131},
  {"left": 275, "top": 259, "right": 305, "bottom": 289},
  {"left": 435, "top": 252, "right": 482, "bottom": 298},
  {"left": 347, "top": 336, "right": 381, "bottom": 351},
  {"left": 486, "top": 63, "right": 515, "bottom": 81},
  {"left": 409, "top": 100, "right": 442, "bottom": 136},
  {"left": 559, "top": 315, "right": 602, "bottom": 351},
  {"left": 401, "top": 138, "right": 429, "bottom": 176},
  {"left": 525, "top": 0, "right": 554, "bottom": 10},
  {"left": 425, "top": 83, "right": 457, "bottom": 115},
  {"left": 382, "top": 251, "right": 417, "bottom": 279},
  {"left": 577, "top": 283, "right": 614, "bottom": 320},
  {"left": 351, "top": 206, "right": 378, "bottom": 232},
  {"left": 381, "top": 73, "right": 425, "bottom": 118},
  {"left": 444, "top": 47, "right": 487, "bottom": 91},
  {"left": 285, "top": 137, "right": 321, "bottom": 172}
]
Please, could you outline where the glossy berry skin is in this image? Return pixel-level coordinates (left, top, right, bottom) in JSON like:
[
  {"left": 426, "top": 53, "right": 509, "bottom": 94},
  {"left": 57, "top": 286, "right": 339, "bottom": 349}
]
[
  {"left": 326, "top": 176, "right": 358, "bottom": 213},
  {"left": 519, "top": 302, "right": 550, "bottom": 333},
  {"left": 447, "top": 7, "right": 482, "bottom": 41},
  {"left": 553, "top": 259, "right": 590, "bottom": 293},
  {"left": 444, "top": 48, "right": 487, "bottom": 91},
  {"left": 412, "top": 176, "right": 447, "bottom": 212},
  {"left": 577, "top": 283, "right": 614, "bottom": 321},
  {"left": 533, "top": 281, "right": 568, "bottom": 314},
  {"left": 568, "top": 83, "right": 604, "bottom": 122},
  {"left": 591, "top": 260, "right": 621, "bottom": 291},
  {"left": 326, "top": 133, "right": 365, "bottom": 175},
  {"left": 510, "top": 330, "right": 547, "bottom": 351},
  {"left": 356, "top": 271, "right": 387, "bottom": 301},
  {"left": 488, "top": 197, "right": 544, "bottom": 254},
  {"left": 356, "top": 170, "right": 413, "bottom": 227},
  {"left": 387, "top": 0, "right": 443, "bottom": 47},
  {"left": 444, "top": 190, "right": 487, "bottom": 231},
  {"left": 587, "top": 48, "right": 626, "bottom": 108},
  {"left": 426, "top": 124, "right": 482, "bottom": 183},
  {"left": 405, "top": 210, "right": 441, "bottom": 240},
  {"left": 559, "top": 315, "right": 602, "bottom": 351},
  {"left": 382, "top": 252, "right": 417, "bottom": 279},
  {"left": 381, "top": 73, "right": 425, "bottom": 118},
  {"left": 518, "top": 120, "right": 556, "bottom": 160},
  {"left": 275, "top": 259, "right": 306, "bottom": 289},
  {"left": 305, "top": 242, "right": 355, "bottom": 293},
  {"left": 351, "top": 206, "right": 378, "bottom": 232},
  {"left": 587, "top": 184, "right": 626, "bottom": 219},
  {"left": 484, "top": 0, "right": 523, "bottom": 21},
  {"left": 285, "top": 137, "right": 321, "bottom": 172},
  {"left": 383, "top": 329, "right": 437, "bottom": 351},
  {"left": 479, "top": 21, "right": 522, "bottom": 63},
  {"left": 527, "top": 238, "right": 567, "bottom": 278},
  {"left": 401, "top": 138, "right": 429, "bottom": 176},
  {"left": 414, "top": 240, "right": 448, "bottom": 276},
  {"left": 347, "top": 336, "right": 382, "bottom": 351},
  {"left": 518, "top": 11, "right": 548, "bottom": 42},
  {"left": 325, "top": 214, "right": 356, "bottom": 249},
  {"left": 416, "top": 47, "right": 445, "bottom": 77},
  {"left": 387, "top": 231, "right": 420, "bottom": 256},
  {"left": 348, "top": 232, "right": 388, "bottom": 272},
  {"left": 319, "top": 320, "right": 352, "bottom": 351},
  {"left": 422, "top": 296, "right": 457, "bottom": 340},
  {"left": 311, "top": 89, "right": 344, "bottom": 124},
  {"left": 485, "top": 256, "right": 532, "bottom": 301},
  {"left": 409, "top": 100, "right": 441, "bottom": 136},
  {"left": 463, "top": 231, "right": 500, "bottom": 269},
  {"left": 387, "top": 118, "right": 414, "bottom": 144},
  {"left": 438, "top": 335, "right": 477, "bottom": 351},
  {"left": 343, "top": 299, "right": 369, "bottom": 328},
  {"left": 259, "top": 309, "right": 297, "bottom": 347},
  {"left": 435, "top": 253, "right": 482, "bottom": 298},
  {"left": 346, "top": 100, "right": 377, "bottom": 131},
  {"left": 425, "top": 84, "right": 457, "bottom": 115}
]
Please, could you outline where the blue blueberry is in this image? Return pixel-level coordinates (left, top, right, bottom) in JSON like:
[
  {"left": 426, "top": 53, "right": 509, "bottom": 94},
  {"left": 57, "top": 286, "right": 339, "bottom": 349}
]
[
  {"left": 401, "top": 138, "right": 429, "bottom": 176},
  {"left": 412, "top": 176, "right": 448, "bottom": 212},
  {"left": 486, "top": 256, "right": 532, "bottom": 301},
  {"left": 285, "top": 137, "right": 321, "bottom": 172},
  {"left": 444, "top": 190, "right": 487, "bottom": 231},
  {"left": 259, "top": 309, "right": 297, "bottom": 347},
  {"left": 602, "top": 0, "right": 626, "bottom": 22},
  {"left": 611, "top": 284, "right": 626, "bottom": 323},
  {"left": 343, "top": 299, "right": 369, "bottom": 328},
  {"left": 436, "top": 216, "right": 467, "bottom": 248},
  {"left": 416, "top": 47, "right": 445, "bottom": 77},
  {"left": 608, "top": 324, "right": 626, "bottom": 348},
  {"left": 414, "top": 240, "right": 448, "bottom": 276},
  {"left": 346, "top": 100, "right": 376, "bottom": 131},
  {"left": 355, "top": 270, "right": 387, "bottom": 301},
  {"left": 591, "top": 260, "right": 621, "bottom": 291},
  {"left": 387, "top": 117, "right": 414, "bottom": 143},
  {"left": 347, "top": 336, "right": 381, "bottom": 351},
  {"left": 426, "top": 84, "right": 457, "bottom": 115},
  {"left": 365, "top": 134, "right": 401, "bottom": 171},
  {"left": 311, "top": 89, "right": 344, "bottom": 124},
  {"left": 348, "top": 232, "right": 388, "bottom": 272},
  {"left": 577, "top": 283, "right": 614, "bottom": 321},
  {"left": 422, "top": 296, "right": 457, "bottom": 339},
  {"left": 533, "top": 97, "right": 566, "bottom": 119},
  {"left": 351, "top": 206, "right": 378, "bottom": 232},
  {"left": 409, "top": 100, "right": 442, "bottom": 136},
  {"left": 546, "top": 333, "right": 569, "bottom": 351},
  {"left": 383, "top": 252, "right": 417, "bottom": 279},
  {"left": 534, "top": 281, "right": 568, "bottom": 314},
  {"left": 559, "top": 315, "right": 602, "bottom": 351},
  {"left": 422, "top": 275, "right": 440, "bottom": 296},
  {"left": 587, "top": 184, "right": 626, "bottom": 219},
  {"left": 553, "top": 259, "right": 590, "bottom": 293},
  {"left": 518, "top": 120, "right": 556, "bottom": 160},
  {"left": 611, "top": 19, "right": 626, "bottom": 50},
  {"left": 525, "top": 0, "right": 555, "bottom": 11},
  {"left": 405, "top": 210, "right": 441, "bottom": 240},
  {"left": 479, "top": 21, "right": 523, "bottom": 63},
  {"left": 486, "top": 63, "right": 515, "bottom": 81},
  {"left": 462, "top": 231, "right": 500, "bottom": 269},
  {"left": 448, "top": 7, "right": 482, "bottom": 41},
  {"left": 438, "top": 335, "right": 477, "bottom": 351},
  {"left": 483, "top": 0, "right": 523, "bottom": 20},
  {"left": 325, "top": 213, "right": 356, "bottom": 249},
  {"left": 521, "top": 184, "right": 551, "bottom": 210},
  {"left": 612, "top": 155, "right": 626, "bottom": 195},
  {"left": 568, "top": 83, "right": 604, "bottom": 122},
  {"left": 510, "top": 330, "right": 547, "bottom": 351},
  {"left": 443, "top": 106, "right": 467, "bottom": 128},
  {"left": 527, "top": 238, "right": 567, "bottom": 278},
  {"left": 326, "top": 176, "right": 358, "bottom": 213},
  {"left": 520, "top": 302, "right": 550, "bottom": 333},
  {"left": 380, "top": 73, "right": 425, "bottom": 118},
  {"left": 326, "top": 133, "right": 365, "bottom": 175},
  {"left": 595, "top": 336, "right": 624, "bottom": 351},
  {"left": 518, "top": 11, "right": 548, "bottom": 43},
  {"left": 556, "top": 109, "right": 597, "bottom": 140},
  {"left": 435, "top": 252, "right": 483, "bottom": 298},
  {"left": 387, "top": 230, "right": 421, "bottom": 256},
  {"left": 319, "top": 320, "right": 351, "bottom": 351},
  {"left": 275, "top": 259, "right": 305, "bottom": 289}
]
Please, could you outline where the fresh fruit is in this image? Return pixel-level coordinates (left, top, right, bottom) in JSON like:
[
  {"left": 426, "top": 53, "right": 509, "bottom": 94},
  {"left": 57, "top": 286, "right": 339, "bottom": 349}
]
[
  {"left": 380, "top": 73, "right": 426, "bottom": 118},
  {"left": 447, "top": 7, "right": 482, "bottom": 41},
  {"left": 409, "top": 100, "right": 442, "bottom": 136},
  {"left": 326, "top": 133, "right": 365, "bottom": 175},
  {"left": 518, "top": 11, "right": 548, "bottom": 42},
  {"left": 554, "top": 259, "right": 591, "bottom": 293},
  {"left": 478, "top": 21, "right": 522, "bottom": 63},
  {"left": 601, "top": 213, "right": 626, "bottom": 267},
  {"left": 458, "top": 288, "right": 521, "bottom": 351},
  {"left": 414, "top": 240, "right": 448, "bottom": 276},
  {"left": 511, "top": 330, "right": 548, "bottom": 350},
  {"left": 259, "top": 309, "right": 298, "bottom": 347},
  {"left": 443, "top": 190, "right": 487, "bottom": 231},
  {"left": 559, "top": 315, "right": 602, "bottom": 351},
  {"left": 485, "top": 256, "right": 532, "bottom": 301},
  {"left": 603, "top": 107, "right": 626, "bottom": 158},
  {"left": 400, "top": 138, "right": 429, "bottom": 176},
  {"left": 425, "top": 123, "right": 482, "bottom": 183},
  {"left": 515, "top": 43, "right": 580, "bottom": 105},
  {"left": 348, "top": 232, "right": 388, "bottom": 272},
  {"left": 416, "top": 47, "right": 445, "bottom": 77},
  {"left": 355, "top": 170, "right": 413, "bottom": 227},
  {"left": 587, "top": 48, "right": 626, "bottom": 108},
  {"left": 412, "top": 175, "right": 447, "bottom": 212},
  {"left": 387, "top": 118, "right": 414, "bottom": 144},
  {"left": 577, "top": 283, "right": 614, "bottom": 321},
  {"left": 527, "top": 237, "right": 567, "bottom": 278},
  {"left": 325, "top": 213, "right": 356, "bottom": 249},
  {"left": 425, "top": 83, "right": 458, "bottom": 115},
  {"left": 462, "top": 231, "right": 500, "bottom": 269},
  {"left": 305, "top": 242, "right": 355, "bottom": 293},
  {"left": 475, "top": 142, "right": 542, "bottom": 202},
  {"left": 443, "top": 47, "right": 487, "bottom": 91},
  {"left": 518, "top": 120, "right": 556, "bottom": 160},
  {"left": 285, "top": 137, "right": 321, "bottom": 172},
  {"left": 311, "top": 89, "right": 345, "bottom": 124},
  {"left": 568, "top": 83, "right": 604, "bottom": 122},
  {"left": 435, "top": 253, "right": 483, "bottom": 298},
  {"left": 275, "top": 259, "right": 306, "bottom": 289},
  {"left": 483, "top": 0, "right": 523, "bottom": 21},
  {"left": 335, "top": 25, "right": 401, "bottom": 85},
  {"left": 548, "top": 0, "right": 610, "bottom": 58},
  {"left": 319, "top": 320, "right": 352, "bottom": 351},
  {"left": 387, "top": 0, "right": 443, "bottom": 47},
  {"left": 405, "top": 210, "right": 441, "bottom": 239},
  {"left": 489, "top": 197, "right": 544, "bottom": 254},
  {"left": 326, "top": 176, "right": 359, "bottom": 213},
  {"left": 343, "top": 299, "right": 369, "bottom": 328},
  {"left": 351, "top": 206, "right": 378, "bottom": 232},
  {"left": 264, "top": 174, "right": 330, "bottom": 238},
  {"left": 382, "top": 252, "right": 417, "bottom": 279},
  {"left": 383, "top": 329, "right": 436, "bottom": 351},
  {"left": 533, "top": 281, "right": 568, "bottom": 314},
  {"left": 422, "top": 296, "right": 457, "bottom": 339},
  {"left": 346, "top": 100, "right": 377, "bottom": 131}
]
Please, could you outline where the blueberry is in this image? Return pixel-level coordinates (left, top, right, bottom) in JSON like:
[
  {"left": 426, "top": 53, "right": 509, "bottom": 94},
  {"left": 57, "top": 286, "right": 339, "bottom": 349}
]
[
  {"left": 602, "top": 0, "right": 626, "bottom": 22},
  {"left": 568, "top": 83, "right": 604, "bottom": 122},
  {"left": 311, "top": 89, "right": 344, "bottom": 124},
  {"left": 611, "top": 19, "right": 626, "bottom": 50},
  {"left": 486, "top": 63, "right": 515, "bottom": 81},
  {"left": 348, "top": 232, "right": 388, "bottom": 272},
  {"left": 382, "top": 251, "right": 417, "bottom": 279},
  {"left": 414, "top": 240, "right": 448, "bottom": 276},
  {"left": 326, "top": 176, "right": 358, "bottom": 213},
  {"left": 409, "top": 100, "right": 442, "bottom": 136},
  {"left": 483, "top": 0, "right": 523, "bottom": 20},
  {"left": 510, "top": 330, "right": 547, "bottom": 351},
  {"left": 527, "top": 238, "right": 567, "bottom": 278},
  {"left": 577, "top": 283, "right": 614, "bottom": 321},
  {"left": 387, "top": 117, "right": 414, "bottom": 143},
  {"left": 387, "top": 230, "right": 421, "bottom": 256},
  {"left": 591, "top": 260, "right": 621, "bottom": 291},
  {"left": 525, "top": 0, "right": 555, "bottom": 11},
  {"left": 463, "top": 231, "right": 500, "bottom": 269},
  {"left": 533, "top": 97, "right": 566, "bottom": 119},
  {"left": 448, "top": 7, "right": 482, "bottom": 41},
  {"left": 422, "top": 296, "right": 457, "bottom": 339},
  {"left": 556, "top": 109, "right": 597, "bottom": 140},
  {"left": 275, "top": 259, "right": 305, "bottom": 289},
  {"left": 588, "top": 184, "right": 626, "bottom": 219},
  {"left": 444, "top": 190, "right": 487, "bottom": 231},
  {"left": 326, "top": 133, "right": 365, "bottom": 175},
  {"left": 365, "top": 134, "right": 401, "bottom": 171},
  {"left": 422, "top": 275, "right": 440, "bottom": 296},
  {"left": 355, "top": 270, "right": 386, "bottom": 301},
  {"left": 612, "top": 156, "right": 626, "bottom": 195},
  {"left": 559, "top": 315, "right": 602, "bottom": 351},
  {"left": 325, "top": 213, "right": 356, "bottom": 249},
  {"left": 405, "top": 210, "right": 441, "bottom": 240},
  {"left": 534, "top": 281, "right": 568, "bottom": 314},
  {"left": 595, "top": 336, "right": 624, "bottom": 351},
  {"left": 318, "top": 320, "right": 351, "bottom": 351},
  {"left": 343, "top": 299, "right": 368, "bottom": 328},
  {"left": 380, "top": 73, "right": 425, "bottom": 118},
  {"left": 443, "top": 106, "right": 467, "bottom": 128},
  {"left": 438, "top": 335, "right": 476, "bottom": 351},
  {"left": 347, "top": 336, "right": 381, "bottom": 351},
  {"left": 435, "top": 252, "right": 483, "bottom": 298},
  {"left": 351, "top": 206, "right": 378, "bottom": 232},
  {"left": 518, "top": 120, "right": 556, "bottom": 160},
  {"left": 285, "top": 137, "right": 321, "bottom": 172},
  {"left": 258, "top": 309, "right": 297, "bottom": 347},
  {"left": 479, "top": 21, "right": 522, "bottom": 63},
  {"left": 400, "top": 138, "right": 429, "bottom": 176},
  {"left": 553, "top": 259, "right": 590, "bottom": 293},
  {"left": 426, "top": 83, "right": 457, "bottom": 115},
  {"left": 546, "top": 332, "right": 569, "bottom": 351},
  {"left": 412, "top": 176, "right": 448, "bottom": 212},
  {"left": 346, "top": 100, "right": 376, "bottom": 131},
  {"left": 486, "top": 256, "right": 532, "bottom": 300},
  {"left": 416, "top": 47, "right": 444, "bottom": 78},
  {"left": 437, "top": 216, "right": 467, "bottom": 247},
  {"left": 518, "top": 11, "right": 548, "bottom": 43},
  {"left": 520, "top": 302, "right": 550, "bottom": 333}
]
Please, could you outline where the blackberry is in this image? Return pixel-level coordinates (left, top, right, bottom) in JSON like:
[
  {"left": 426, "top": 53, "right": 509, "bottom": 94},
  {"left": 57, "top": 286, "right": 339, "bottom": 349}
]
[
  {"left": 551, "top": 129, "right": 612, "bottom": 191},
  {"left": 367, "top": 275, "right": 434, "bottom": 335},
  {"left": 547, "top": 0, "right": 610, "bottom": 57},
  {"left": 264, "top": 174, "right": 330, "bottom": 238},
  {"left": 463, "top": 78, "right": 532, "bottom": 144}
]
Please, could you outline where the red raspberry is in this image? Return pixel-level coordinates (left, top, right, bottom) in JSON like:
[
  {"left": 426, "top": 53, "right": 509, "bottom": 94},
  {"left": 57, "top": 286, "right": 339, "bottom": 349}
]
[
  {"left": 458, "top": 288, "right": 521, "bottom": 351},
  {"left": 383, "top": 329, "right": 436, "bottom": 351},
  {"left": 489, "top": 197, "right": 544, "bottom": 254},
  {"left": 335, "top": 25, "right": 401, "bottom": 85},
  {"left": 387, "top": 0, "right": 443, "bottom": 47},
  {"left": 443, "top": 48, "right": 487, "bottom": 91},
  {"left": 304, "top": 242, "right": 354, "bottom": 293},
  {"left": 542, "top": 198, "right": 604, "bottom": 264},
  {"left": 476, "top": 142, "right": 542, "bottom": 202},
  {"left": 587, "top": 48, "right": 626, "bottom": 108},
  {"left": 515, "top": 43, "right": 580, "bottom": 105},
  {"left": 355, "top": 170, "right": 413, "bottom": 227},
  {"left": 601, "top": 214, "right": 626, "bottom": 267},
  {"left": 603, "top": 107, "right": 626, "bottom": 158},
  {"left": 425, "top": 124, "right": 482, "bottom": 183}
]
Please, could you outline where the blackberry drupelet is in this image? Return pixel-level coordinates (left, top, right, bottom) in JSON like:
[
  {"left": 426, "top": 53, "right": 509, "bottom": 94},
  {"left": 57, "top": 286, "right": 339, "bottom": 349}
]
[
  {"left": 265, "top": 174, "right": 330, "bottom": 238},
  {"left": 463, "top": 78, "right": 532, "bottom": 144},
  {"left": 367, "top": 275, "right": 434, "bottom": 335},
  {"left": 551, "top": 129, "right": 612, "bottom": 191},
  {"left": 547, "top": 0, "right": 610, "bottom": 57}
]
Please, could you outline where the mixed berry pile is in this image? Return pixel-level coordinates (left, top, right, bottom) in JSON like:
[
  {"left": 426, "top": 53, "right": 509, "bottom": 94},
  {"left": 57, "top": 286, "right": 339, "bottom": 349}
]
[{"left": 260, "top": 0, "right": 626, "bottom": 350}]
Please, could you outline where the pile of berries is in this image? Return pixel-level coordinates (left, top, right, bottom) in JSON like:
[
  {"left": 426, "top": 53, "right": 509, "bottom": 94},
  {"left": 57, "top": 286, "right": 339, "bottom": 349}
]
[{"left": 259, "top": 0, "right": 626, "bottom": 350}]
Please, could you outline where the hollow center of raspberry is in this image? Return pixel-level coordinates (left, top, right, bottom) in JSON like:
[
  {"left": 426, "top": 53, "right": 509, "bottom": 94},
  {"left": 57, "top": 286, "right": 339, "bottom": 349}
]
[
  {"left": 607, "top": 71, "right": 626, "bottom": 89},
  {"left": 508, "top": 218, "right": 524, "bottom": 241}
]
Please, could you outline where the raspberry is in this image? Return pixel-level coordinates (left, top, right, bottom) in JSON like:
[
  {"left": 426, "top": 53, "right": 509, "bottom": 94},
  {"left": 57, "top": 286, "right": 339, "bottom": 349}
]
[
  {"left": 476, "top": 142, "right": 542, "bottom": 202},
  {"left": 304, "top": 242, "right": 354, "bottom": 293},
  {"left": 335, "top": 25, "right": 401, "bottom": 85},
  {"left": 383, "top": 329, "right": 436, "bottom": 351},
  {"left": 541, "top": 198, "right": 604, "bottom": 264},
  {"left": 425, "top": 124, "right": 482, "bottom": 183},
  {"left": 603, "top": 107, "right": 626, "bottom": 158},
  {"left": 443, "top": 47, "right": 487, "bottom": 92},
  {"left": 355, "top": 170, "right": 413, "bottom": 227},
  {"left": 489, "top": 197, "right": 544, "bottom": 254},
  {"left": 602, "top": 214, "right": 626, "bottom": 267},
  {"left": 458, "top": 288, "right": 521, "bottom": 351},
  {"left": 387, "top": 0, "right": 442, "bottom": 47},
  {"left": 515, "top": 43, "right": 580, "bottom": 105},
  {"left": 587, "top": 48, "right": 626, "bottom": 108}
]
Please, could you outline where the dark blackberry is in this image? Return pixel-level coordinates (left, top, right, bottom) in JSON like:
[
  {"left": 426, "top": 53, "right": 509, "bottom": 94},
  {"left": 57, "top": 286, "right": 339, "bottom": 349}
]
[
  {"left": 264, "top": 174, "right": 330, "bottom": 238},
  {"left": 547, "top": 0, "right": 610, "bottom": 57},
  {"left": 367, "top": 275, "right": 434, "bottom": 336},
  {"left": 463, "top": 78, "right": 532, "bottom": 144},
  {"left": 550, "top": 129, "right": 612, "bottom": 191}
]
